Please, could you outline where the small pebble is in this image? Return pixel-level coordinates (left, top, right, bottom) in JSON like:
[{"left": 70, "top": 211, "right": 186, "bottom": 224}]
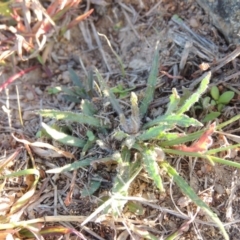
[
  {"left": 22, "top": 111, "right": 34, "bottom": 120},
  {"left": 26, "top": 91, "right": 34, "bottom": 100},
  {"left": 62, "top": 71, "right": 71, "bottom": 84},
  {"left": 35, "top": 87, "right": 43, "bottom": 95},
  {"left": 215, "top": 184, "right": 224, "bottom": 194},
  {"left": 58, "top": 64, "right": 67, "bottom": 71},
  {"left": 189, "top": 17, "right": 199, "bottom": 28}
]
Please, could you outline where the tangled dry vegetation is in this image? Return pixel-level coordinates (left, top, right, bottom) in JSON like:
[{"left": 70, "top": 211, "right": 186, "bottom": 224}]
[{"left": 0, "top": 0, "right": 240, "bottom": 239}]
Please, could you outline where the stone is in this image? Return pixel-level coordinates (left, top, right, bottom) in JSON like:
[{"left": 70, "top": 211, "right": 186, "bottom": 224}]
[{"left": 196, "top": 0, "right": 240, "bottom": 44}]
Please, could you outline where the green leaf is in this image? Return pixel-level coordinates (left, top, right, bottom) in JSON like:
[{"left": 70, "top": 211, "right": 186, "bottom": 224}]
[
  {"left": 61, "top": 86, "right": 81, "bottom": 97},
  {"left": 201, "top": 96, "right": 211, "bottom": 109},
  {"left": 111, "top": 84, "right": 135, "bottom": 98},
  {"left": 95, "top": 69, "right": 128, "bottom": 129},
  {"left": 81, "top": 99, "right": 97, "bottom": 116},
  {"left": 46, "top": 157, "right": 102, "bottom": 173},
  {"left": 138, "top": 124, "right": 174, "bottom": 141},
  {"left": 139, "top": 41, "right": 160, "bottom": 117},
  {"left": 62, "top": 95, "right": 80, "bottom": 103},
  {"left": 161, "top": 161, "right": 229, "bottom": 240},
  {"left": 47, "top": 86, "right": 62, "bottom": 95},
  {"left": 178, "top": 87, "right": 192, "bottom": 107},
  {"left": 38, "top": 109, "right": 106, "bottom": 128},
  {"left": 176, "top": 72, "right": 211, "bottom": 115},
  {"left": 159, "top": 132, "right": 185, "bottom": 141},
  {"left": 210, "top": 86, "right": 220, "bottom": 100},
  {"left": 202, "top": 112, "right": 221, "bottom": 123},
  {"left": 36, "top": 124, "right": 71, "bottom": 138},
  {"left": 165, "top": 88, "right": 180, "bottom": 115},
  {"left": 160, "top": 130, "right": 204, "bottom": 147},
  {"left": 41, "top": 122, "right": 85, "bottom": 147},
  {"left": 143, "top": 113, "right": 202, "bottom": 129},
  {"left": 81, "top": 130, "right": 96, "bottom": 157},
  {"left": 126, "top": 201, "right": 145, "bottom": 216},
  {"left": 81, "top": 180, "right": 101, "bottom": 197},
  {"left": 217, "top": 114, "right": 240, "bottom": 129},
  {"left": 104, "top": 148, "right": 142, "bottom": 215},
  {"left": 113, "top": 130, "right": 129, "bottom": 141},
  {"left": 210, "top": 99, "right": 216, "bottom": 106},
  {"left": 68, "top": 67, "right": 84, "bottom": 88},
  {"left": 142, "top": 148, "right": 164, "bottom": 192},
  {"left": 217, "top": 103, "right": 224, "bottom": 112},
  {"left": 0, "top": 1, "right": 12, "bottom": 17},
  {"left": 95, "top": 69, "right": 124, "bottom": 115},
  {"left": 206, "top": 155, "right": 240, "bottom": 169},
  {"left": 218, "top": 91, "right": 234, "bottom": 104}
]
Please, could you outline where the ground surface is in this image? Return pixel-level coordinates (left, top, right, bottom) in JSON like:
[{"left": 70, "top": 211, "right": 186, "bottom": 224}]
[{"left": 0, "top": 0, "right": 240, "bottom": 239}]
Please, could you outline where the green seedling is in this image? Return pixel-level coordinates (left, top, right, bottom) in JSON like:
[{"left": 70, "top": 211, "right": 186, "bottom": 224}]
[
  {"left": 111, "top": 84, "right": 135, "bottom": 98},
  {"left": 47, "top": 67, "right": 96, "bottom": 104},
  {"left": 199, "top": 86, "right": 234, "bottom": 122},
  {"left": 38, "top": 41, "right": 240, "bottom": 240}
]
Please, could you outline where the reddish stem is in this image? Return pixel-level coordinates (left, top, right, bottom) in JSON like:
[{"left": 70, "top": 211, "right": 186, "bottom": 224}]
[{"left": 0, "top": 65, "right": 39, "bottom": 92}]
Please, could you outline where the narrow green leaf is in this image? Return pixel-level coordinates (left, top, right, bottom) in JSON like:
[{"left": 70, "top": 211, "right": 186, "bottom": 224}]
[
  {"left": 38, "top": 109, "right": 106, "bottom": 128},
  {"left": 68, "top": 67, "right": 84, "bottom": 88},
  {"left": 160, "top": 130, "right": 204, "bottom": 147},
  {"left": 139, "top": 41, "right": 160, "bottom": 117},
  {"left": 113, "top": 130, "right": 129, "bottom": 141},
  {"left": 176, "top": 72, "right": 211, "bottom": 115},
  {"left": 165, "top": 88, "right": 180, "bottom": 115},
  {"left": 61, "top": 86, "right": 80, "bottom": 97},
  {"left": 217, "top": 114, "right": 240, "bottom": 129},
  {"left": 62, "top": 95, "right": 80, "bottom": 103},
  {"left": 207, "top": 143, "right": 240, "bottom": 155},
  {"left": 161, "top": 162, "right": 229, "bottom": 240},
  {"left": 160, "top": 132, "right": 185, "bottom": 141},
  {"left": 202, "top": 112, "right": 221, "bottom": 123},
  {"left": 81, "top": 130, "right": 96, "bottom": 157},
  {"left": 138, "top": 124, "right": 174, "bottom": 141},
  {"left": 81, "top": 99, "right": 97, "bottom": 116},
  {"left": 143, "top": 113, "right": 202, "bottom": 129},
  {"left": 206, "top": 155, "right": 240, "bottom": 169},
  {"left": 41, "top": 122, "right": 85, "bottom": 147},
  {"left": 142, "top": 148, "right": 164, "bottom": 192},
  {"left": 105, "top": 147, "right": 142, "bottom": 215},
  {"left": 0, "top": 169, "right": 39, "bottom": 179},
  {"left": 81, "top": 180, "right": 101, "bottom": 197},
  {"left": 95, "top": 69, "right": 123, "bottom": 115},
  {"left": 111, "top": 84, "right": 135, "bottom": 98}
]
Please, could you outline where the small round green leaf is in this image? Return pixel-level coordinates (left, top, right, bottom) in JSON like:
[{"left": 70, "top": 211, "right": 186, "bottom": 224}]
[
  {"left": 218, "top": 91, "right": 234, "bottom": 104},
  {"left": 210, "top": 86, "right": 220, "bottom": 100}
]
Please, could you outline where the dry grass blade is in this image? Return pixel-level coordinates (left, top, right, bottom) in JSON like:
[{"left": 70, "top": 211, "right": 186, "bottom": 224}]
[
  {"left": 12, "top": 134, "right": 75, "bottom": 159},
  {"left": 0, "top": 148, "right": 21, "bottom": 170}
]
